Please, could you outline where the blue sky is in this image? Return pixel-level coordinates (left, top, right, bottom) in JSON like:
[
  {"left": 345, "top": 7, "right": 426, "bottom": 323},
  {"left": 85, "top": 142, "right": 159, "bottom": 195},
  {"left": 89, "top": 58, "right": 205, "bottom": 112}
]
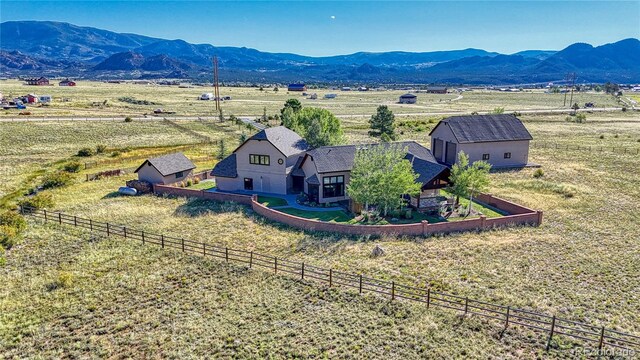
[{"left": 1, "top": 1, "right": 638, "bottom": 56}]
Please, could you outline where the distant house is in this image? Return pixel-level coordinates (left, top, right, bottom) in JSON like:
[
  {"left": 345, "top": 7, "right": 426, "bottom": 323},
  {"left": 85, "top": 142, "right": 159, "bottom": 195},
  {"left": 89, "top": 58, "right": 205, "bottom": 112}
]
[
  {"left": 26, "top": 94, "right": 38, "bottom": 104},
  {"left": 358, "top": 86, "right": 369, "bottom": 91},
  {"left": 288, "top": 84, "right": 306, "bottom": 92},
  {"left": 426, "top": 86, "right": 448, "bottom": 94},
  {"left": 399, "top": 93, "right": 417, "bottom": 104},
  {"left": 324, "top": 93, "right": 337, "bottom": 99},
  {"left": 341, "top": 87, "right": 351, "bottom": 91},
  {"left": 24, "top": 77, "right": 49, "bottom": 86},
  {"left": 59, "top": 79, "right": 76, "bottom": 86},
  {"left": 429, "top": 114, "right": 533, "bottom": 168},
  {"left": 38, "top": 95, "right": 52, "bottom": 103},
  {"left": 134, "top": 152, "right": 196, "bottom": 185}
]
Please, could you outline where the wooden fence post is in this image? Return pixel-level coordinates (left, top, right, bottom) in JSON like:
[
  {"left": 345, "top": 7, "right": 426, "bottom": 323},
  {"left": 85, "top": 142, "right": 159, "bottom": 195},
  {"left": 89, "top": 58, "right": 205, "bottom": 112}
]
[
  {"left": 44, "top": 209, "right": 47, "bottom": 222},
  {"left": 161, "top": 234, "right": 165, "bottom": 248},
  {"left": 249, "top": 251, "right": 253, "bottom": 268},
  {"left": 274, "top": 257, "right": 278, "bottom": 274},
  {"left": 301, "top": 263, "right": 305, "bottom": 280},
  {"left": 106, "top": 222, "right": 110, "bottom": 236},
  {"left": 464, "top": 297, "right": 469, "bottom": 315},
  {"left": 58, "top": 212, "right": 62, "bottom": 224},
  {"left": 89, "top": 218, "right": 92, "bottom": 231},
  {"left": 123, "top": 227, "right": 127, "bottom": 238},
  {"left": 182, "top": 238, "right": 185, "bottom": 252},
  {"left": 225, "top": 247, "right": 229, "bottom": 262},
  {"left": 505, "top": 306, "right": 510, "bottom": 330},
  {"left": 329, "top": 269, "right": 332, "bottom": 287},
  {"left": 598, "top": 326, "right": 605, "bottom": 351},
  {"left": 359, "top": 274, "right": 363, "bottom": 294},
  {"left": 426, "top": 287, "right": 431, "bottom": 309},
  {"left": 391, "top": 282, "right": 395, "bottom": 301},
  {"left": 74, "top": 216, "right": 77, "bottom": 226},
  {"left": 546, "top": 315, "right": 556, "bottom": 351},
  {"left": 142, "top": 230, "right": 145, "bottom": 244}
]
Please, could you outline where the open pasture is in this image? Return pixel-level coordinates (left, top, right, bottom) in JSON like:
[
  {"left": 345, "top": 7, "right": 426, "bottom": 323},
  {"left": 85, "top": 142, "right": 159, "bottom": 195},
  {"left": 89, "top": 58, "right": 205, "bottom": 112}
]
[
  {"left": 0, "top": 79, "right": 624, "bottom": 119},
  {"left": 0, "top": 102, "right": 639, "bottom": 357}
]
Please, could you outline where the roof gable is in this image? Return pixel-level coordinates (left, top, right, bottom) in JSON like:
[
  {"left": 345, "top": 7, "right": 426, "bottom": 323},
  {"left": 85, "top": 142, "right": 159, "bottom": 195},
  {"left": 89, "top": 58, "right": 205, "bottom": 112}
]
[
  {"left": 430, "top": 114, "right": 533, "bottom": 143},
  {"left": 135, "top": 152, "right": 195, "bottom": 176},
  {"left": 236, "top": 126, "right": 309, "bottom": 158},
  {"left": 211, "top": 153, "right": 237, "bottom": 178}
]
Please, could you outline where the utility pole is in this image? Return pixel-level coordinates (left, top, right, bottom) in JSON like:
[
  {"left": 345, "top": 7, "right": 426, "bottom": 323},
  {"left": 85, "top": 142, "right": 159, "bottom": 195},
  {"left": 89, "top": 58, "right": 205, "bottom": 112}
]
[
  {"left": 213, "top": 56, "right": 221, "bottom": 112},
  {"left": 568, "top": 73, "right": 577, "bottom": 108},
  {"left": 563, "top": 72, "right": 576, "bottom": 107}
]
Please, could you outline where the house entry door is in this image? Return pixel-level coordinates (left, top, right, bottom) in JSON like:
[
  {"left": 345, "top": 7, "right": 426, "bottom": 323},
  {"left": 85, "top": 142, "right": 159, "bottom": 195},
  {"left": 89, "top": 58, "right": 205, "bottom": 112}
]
[{"left": 308, "top": 184, "right": 319, "bottom": 203}]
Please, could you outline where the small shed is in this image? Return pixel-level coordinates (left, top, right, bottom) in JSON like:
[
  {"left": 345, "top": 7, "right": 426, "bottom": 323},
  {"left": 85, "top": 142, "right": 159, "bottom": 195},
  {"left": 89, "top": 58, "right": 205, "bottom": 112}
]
[
  {"left": 399, "top": 93, "right": 417, "bottom": 104},
  {"left": 26, "top": 94, "right": 38, "bottom": 104},
  {"left": 134, "top": 152, "right": 196, "bottom": 185},
  {"left": 288, "top": 84, "right": 306, "bottom": 92},
  {"left": 39, "top": 95, "right": 52, "bottom": 103},
  {"left": 324, "top": 93, "right": 337, "bottom": 99}
]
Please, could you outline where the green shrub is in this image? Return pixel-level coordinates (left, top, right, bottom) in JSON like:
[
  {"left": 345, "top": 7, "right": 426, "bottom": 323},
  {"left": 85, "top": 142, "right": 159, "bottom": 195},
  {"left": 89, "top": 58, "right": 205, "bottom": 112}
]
[
  {"left": 0, "top": 211, "right": 27, "bottom": 233},
  {"left": 124, "top": 116, "right": 133, "bottom": 122},
  {"left": 63, "top": 161, "right": 82, "bottom": 173},
  {"left": 193, "top": 177, "right": 200, "bottom": 184},
  {"left": 77, "top": 147, "right": 95, "bottom": 157},
  {"left": 599, "top": 135, "right": 605, "bottom": 139},
  {"left": 19, "top": 192, "right": 55, "bottom": 210},
  {"left": 42, "top": 172, "right": 73, "bottom": 189},
  {"left": 0, "top": 225, "right": 19, "bottom": 249},
  {"left": 186, "top": 179, "right": 193, "bottom": 187},
  {"left": 533, "top": 168, "right": 544, "bottom": 178},
  {"left": 96, "top": 144, "right": 107, "bottom": 154},
  {"left": 48, "top": 271, "right": 74, "bottom": 290},
  {"left": 404, "top": 209, "right": 413, "bottom": 219},
  {"left": 575, "top": 113, "right": 587, "bottom": 123},
  {"left": 111, "top": 151, "right": 121, "bottom": 157}
]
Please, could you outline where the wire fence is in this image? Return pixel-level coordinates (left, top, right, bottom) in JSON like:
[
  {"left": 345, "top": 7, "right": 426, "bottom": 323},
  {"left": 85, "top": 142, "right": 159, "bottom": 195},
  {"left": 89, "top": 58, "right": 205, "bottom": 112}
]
[{"left": 19, "top": 206, "right": 640, "bottom": 355}]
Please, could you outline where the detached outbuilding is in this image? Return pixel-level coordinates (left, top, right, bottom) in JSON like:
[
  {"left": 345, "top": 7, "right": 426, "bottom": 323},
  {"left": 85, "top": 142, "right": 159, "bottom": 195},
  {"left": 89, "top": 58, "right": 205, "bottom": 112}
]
[
  {"left": 134, "top": 152, "right": 196, "bottom": 184},
  {"left": 429, "top": 114, "right": 533, "bottom": 168},
  {"left": 399, "top": 93, "right": 417, "bottom": 104}
]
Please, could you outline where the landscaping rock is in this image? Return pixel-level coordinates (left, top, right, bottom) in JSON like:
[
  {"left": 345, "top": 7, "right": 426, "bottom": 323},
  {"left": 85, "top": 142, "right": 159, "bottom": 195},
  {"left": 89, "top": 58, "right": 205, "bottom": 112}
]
[
  {"left": 125, "top": 179, "right": 152, "bottom": 194},
  {"left": 371, "top": 245, "right": 385, "bottom": 258}
]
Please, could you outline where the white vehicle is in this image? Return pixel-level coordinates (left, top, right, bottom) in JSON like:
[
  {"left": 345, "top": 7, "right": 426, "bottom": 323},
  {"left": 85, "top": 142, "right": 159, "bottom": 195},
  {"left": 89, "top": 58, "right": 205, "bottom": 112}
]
[{"left": 200, "top": 93, "right": 213, "bottom": 100}]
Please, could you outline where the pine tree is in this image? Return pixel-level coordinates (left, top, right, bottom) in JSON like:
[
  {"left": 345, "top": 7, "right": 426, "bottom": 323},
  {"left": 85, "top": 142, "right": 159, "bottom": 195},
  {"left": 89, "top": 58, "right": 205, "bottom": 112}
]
[{"left": 369, "top": 105, "right": 396, "bottom": 139}]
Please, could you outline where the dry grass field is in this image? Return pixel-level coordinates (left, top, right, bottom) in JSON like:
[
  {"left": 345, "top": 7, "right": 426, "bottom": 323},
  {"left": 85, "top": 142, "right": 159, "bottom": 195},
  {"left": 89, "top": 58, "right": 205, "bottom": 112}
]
[
  {"left": 1, "top": 92, "right": 639, "bottom": 358},
  {"left": 0, "top": 79, "right": 624, "bottom": 119}
]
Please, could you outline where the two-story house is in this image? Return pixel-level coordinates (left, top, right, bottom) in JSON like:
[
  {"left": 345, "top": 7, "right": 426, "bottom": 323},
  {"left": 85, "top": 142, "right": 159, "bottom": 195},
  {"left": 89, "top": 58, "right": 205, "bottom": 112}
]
[{"left": 212, "top": 126, "right": 309, "bottom": 194}]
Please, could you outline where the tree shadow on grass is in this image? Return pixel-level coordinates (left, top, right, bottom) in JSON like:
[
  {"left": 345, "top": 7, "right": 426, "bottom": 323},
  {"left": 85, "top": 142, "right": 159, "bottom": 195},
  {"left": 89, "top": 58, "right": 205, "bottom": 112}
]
[
  {"left": 174, "top": 197, "right": 249, "bottom": 218},
  {"left": 102, "top": 191, "right": 124, "bottom": 199}
]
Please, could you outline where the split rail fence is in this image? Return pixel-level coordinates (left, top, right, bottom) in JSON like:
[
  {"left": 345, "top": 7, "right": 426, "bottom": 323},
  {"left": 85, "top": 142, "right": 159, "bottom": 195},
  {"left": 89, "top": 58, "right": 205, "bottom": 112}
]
[
  {"left": 531, "top": 141, "right": 640, "bottom": 155},
  {"left": 19, "top": 206, "right": 639, "bottom": 354}
]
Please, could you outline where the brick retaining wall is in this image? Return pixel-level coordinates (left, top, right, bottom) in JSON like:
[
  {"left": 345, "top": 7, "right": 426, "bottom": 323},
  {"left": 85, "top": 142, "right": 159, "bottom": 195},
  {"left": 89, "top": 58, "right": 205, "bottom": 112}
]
[{"left": 153, "top": 183, "right": 542, "bottom": 236}]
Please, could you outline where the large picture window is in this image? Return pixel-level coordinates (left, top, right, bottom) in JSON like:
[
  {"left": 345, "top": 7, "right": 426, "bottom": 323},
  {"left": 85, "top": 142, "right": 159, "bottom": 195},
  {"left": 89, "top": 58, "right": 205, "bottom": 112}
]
[
  {"left": 249, "top": 154, "right": 270, "bottom": 166},
  {"left": 322, "top": 175, "right": 345, "bottom": 198}
]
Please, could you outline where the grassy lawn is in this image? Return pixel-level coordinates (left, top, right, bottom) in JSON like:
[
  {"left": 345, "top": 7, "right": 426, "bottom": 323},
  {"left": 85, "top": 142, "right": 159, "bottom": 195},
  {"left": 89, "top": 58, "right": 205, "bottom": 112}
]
[
  {"left": 257, "top": 195, "right": 289, "bottom": 207},
  {"left": 277, "top": 207, "right": 354, "bottom": 222},
  {"left": 187, "top": 180, "right": 216, "bottom": 190},
  {"left": 1, "top": 105, "right": 639, "bottom": 357}
]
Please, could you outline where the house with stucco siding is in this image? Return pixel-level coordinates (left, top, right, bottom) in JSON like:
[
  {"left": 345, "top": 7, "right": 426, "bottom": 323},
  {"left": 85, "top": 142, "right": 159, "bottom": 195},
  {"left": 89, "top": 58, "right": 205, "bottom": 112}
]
[{"left": 429, "top": 114, "right": 533, "bottom": 168}]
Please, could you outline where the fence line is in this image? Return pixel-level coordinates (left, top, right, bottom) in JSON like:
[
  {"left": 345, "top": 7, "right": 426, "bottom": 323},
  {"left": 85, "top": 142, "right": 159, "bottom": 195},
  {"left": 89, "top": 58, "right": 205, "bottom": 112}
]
[
  {"left": 18, "top": 206, "right": 639, "bottom": 354},
  {"left": 531, "top": 141, "right": 640, "bottom": 155}
]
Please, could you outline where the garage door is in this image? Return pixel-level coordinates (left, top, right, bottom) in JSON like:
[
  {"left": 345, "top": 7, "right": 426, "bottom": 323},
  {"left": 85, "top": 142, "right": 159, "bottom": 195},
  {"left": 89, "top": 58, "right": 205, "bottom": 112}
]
[
  {"left": 445, "top": 142, "right": 457, "bottom": 165},
  {"left": 433, "top": 138, "right": 443, "bottom": 161}
]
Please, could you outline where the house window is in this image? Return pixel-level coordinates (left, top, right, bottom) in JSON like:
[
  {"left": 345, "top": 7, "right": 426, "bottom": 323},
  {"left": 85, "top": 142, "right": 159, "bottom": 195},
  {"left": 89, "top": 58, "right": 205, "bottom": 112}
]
[
  {"left": 322, "top": 175, "right": 345, "bottom": 198},
  {"left": 175, "top": 171, "right": 184, "bottom": 179},
  {"left": 249, "top": 154, "right": 270, "bottom": 166},
  {"left": 482, "top": 154, "right": 490, "bottom": 160},
  {"left": 504, "top": 152, "right": 511, "bottom": 159}
]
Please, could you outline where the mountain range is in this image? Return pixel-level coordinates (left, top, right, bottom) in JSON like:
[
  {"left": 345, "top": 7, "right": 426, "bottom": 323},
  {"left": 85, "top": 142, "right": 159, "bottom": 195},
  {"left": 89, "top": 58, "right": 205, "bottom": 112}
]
[{"left": 1, "top": 21, "right": 639, "bottom": 84}]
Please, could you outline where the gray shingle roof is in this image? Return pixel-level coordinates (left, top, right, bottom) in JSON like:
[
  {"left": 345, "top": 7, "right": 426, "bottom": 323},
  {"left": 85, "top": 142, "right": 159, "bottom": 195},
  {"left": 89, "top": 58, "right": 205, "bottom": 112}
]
[
  {"left": 246, "top": 126, "right": 309, "bottom": 157},
  {"left": 432, "top": 114, "right": 533, "bottom": 143},
  {"left": 400, "top": 93, "right": 417, "bottom": 98},
  {"left": 290, "top": 156, "right": 305, "bottom": 176},
  {"left": 303, "top": 141, "right": 447, "bottom": 185},
  {"left": 211, "top": 153, "right": 237, "bottom": 178},
  {"left": 135, "top": 152, "right": 195, "bottom": 176},
  {"left": 305, "top": 174, "right": 320, "bottom": 185}
]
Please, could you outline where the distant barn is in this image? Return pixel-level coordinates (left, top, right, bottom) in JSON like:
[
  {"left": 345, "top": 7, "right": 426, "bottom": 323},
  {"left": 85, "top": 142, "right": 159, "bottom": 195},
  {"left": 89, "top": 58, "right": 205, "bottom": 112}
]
[
  {"left": 399, "top": 93, "right": 417, "bottom": 104},
  {"left": 288, "top": 84, "right": 307, "bottom": 91},
  {"left": 24, "top": 77, "right": 49, "bottom": 86},
  {"left": 426, "top": 86, "right": 448, "bottom": 94}
]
